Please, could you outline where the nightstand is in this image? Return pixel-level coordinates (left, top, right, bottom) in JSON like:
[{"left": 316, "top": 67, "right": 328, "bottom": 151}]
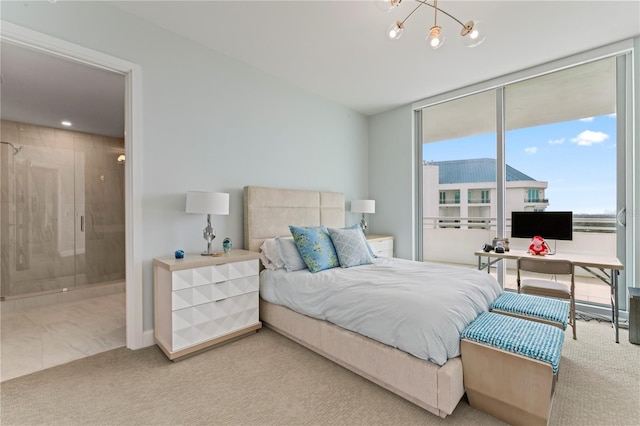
[
  {"left": 366, "top": 234, "right": 394, "bottom": 257},
  {"left": 153, "top": 249, "right": 261, "bottom": 361}
]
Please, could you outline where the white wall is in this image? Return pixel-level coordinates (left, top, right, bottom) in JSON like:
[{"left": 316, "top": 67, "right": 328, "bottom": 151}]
[
  {"left": 1, "top": 2, "right": 370, "bottom": 332},
  {"left": 368, "top": 105, "right": 415, "bottom": 260}
]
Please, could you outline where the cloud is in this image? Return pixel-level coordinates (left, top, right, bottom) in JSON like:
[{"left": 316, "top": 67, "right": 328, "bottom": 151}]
[
  {"left": 570, "top": 130, "right": 609, "bottom": 146},
  {"left": 579, "top": 117, "right": 595, "bottom": 122},
  {"left": 548, "top": 138, "right": 565, "bottom": 145},
  {"left": 524, "top": 146, "right": 538, "bottom": 154}
]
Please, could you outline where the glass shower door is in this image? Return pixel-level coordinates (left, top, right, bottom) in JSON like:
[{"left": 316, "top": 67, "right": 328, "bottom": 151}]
[{"left": 0, "top": 126, "right": 78, "bottom": 299}]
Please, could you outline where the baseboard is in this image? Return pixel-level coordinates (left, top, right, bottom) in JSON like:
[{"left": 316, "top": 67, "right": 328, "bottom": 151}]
[{"left": 142, "top": 328, "right": 156, "bottom": 348}]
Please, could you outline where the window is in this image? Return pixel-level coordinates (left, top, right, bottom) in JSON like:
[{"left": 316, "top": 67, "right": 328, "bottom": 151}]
[{"left": 418, "top": 53, "right": 630, "bottom": 319}]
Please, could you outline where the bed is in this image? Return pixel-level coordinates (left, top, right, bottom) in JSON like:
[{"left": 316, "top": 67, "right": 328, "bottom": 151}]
[{"left": 243, "top": 185, "right": 501, "bottom": 417}]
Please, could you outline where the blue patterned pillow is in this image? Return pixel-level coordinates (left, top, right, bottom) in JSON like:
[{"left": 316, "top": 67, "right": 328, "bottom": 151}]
[
  {"left": 289, "top": 225, "right": 339, "bottom": 273},
  {"left": 344, "top": 224, "right": 377, "bottom": 258},
  {"left": 329, "top": 227, "right": 373, "bottom": 268},
  {"left": 276, "top": 237, "right": 307, "bottom": 272}
]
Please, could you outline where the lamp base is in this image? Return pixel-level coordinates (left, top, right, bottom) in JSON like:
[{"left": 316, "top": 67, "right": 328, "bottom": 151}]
[
  {"left": 202, "top": 251, "right": 224, "bottom": 257},
  {"left": 360, "top": 215, "right": 368, "bottom": 234}
]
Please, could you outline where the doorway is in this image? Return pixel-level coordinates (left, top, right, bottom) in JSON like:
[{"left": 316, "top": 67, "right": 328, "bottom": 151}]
[{"left": 0, "top": 21, "right": 145, "bottom": 351}]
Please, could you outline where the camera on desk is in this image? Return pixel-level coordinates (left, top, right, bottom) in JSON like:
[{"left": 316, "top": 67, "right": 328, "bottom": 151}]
[{"left": 482, "top": 238, "right": 509, "bottom": 253}]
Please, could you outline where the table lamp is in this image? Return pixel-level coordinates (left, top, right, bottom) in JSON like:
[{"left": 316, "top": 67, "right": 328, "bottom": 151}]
[
  {"left": 186, "top": 191, "right": 230, "bottom": 255},
  {"left": 351, "top": 199, "right": 375, "bottom": 233}
]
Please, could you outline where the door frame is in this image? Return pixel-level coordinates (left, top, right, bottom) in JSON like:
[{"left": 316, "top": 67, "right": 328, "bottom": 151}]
[{"left": 1, "top": 21, "right": 145, "bottom": 349}]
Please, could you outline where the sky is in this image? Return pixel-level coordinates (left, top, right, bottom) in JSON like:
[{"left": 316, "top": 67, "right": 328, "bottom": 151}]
[{"left": 423, "top": 115, "right": 617, "bottom": 215}]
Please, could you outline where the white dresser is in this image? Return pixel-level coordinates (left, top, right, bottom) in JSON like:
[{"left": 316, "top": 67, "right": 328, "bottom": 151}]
[
  {"left": 366, "top": 234, "right": 394, "bottom": 257},
  {"left": 153, "top": 249, "right": 261, "bottom": 360}
]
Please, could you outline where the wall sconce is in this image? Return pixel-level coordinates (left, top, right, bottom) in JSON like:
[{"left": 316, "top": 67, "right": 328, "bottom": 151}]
[
  {"left": 351, "top": 200, "right": 376, "bottom": 233},
  {"left": 186, "top": 191, "right": 230, "bottom": 255}
]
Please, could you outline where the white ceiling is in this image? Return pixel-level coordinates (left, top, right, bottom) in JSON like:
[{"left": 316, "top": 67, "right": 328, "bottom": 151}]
[
  {"left": 1, "top": 1, "right": 639, "bottom": 137},
  {"left": 0, "top": 41, "right": 126, "bottom": 138}
]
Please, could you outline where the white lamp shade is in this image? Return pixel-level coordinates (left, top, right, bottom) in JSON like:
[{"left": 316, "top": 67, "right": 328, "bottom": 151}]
[
  {"left": 351, "top": 199, "right": 375, "bottom": 214},
  {"left": 186, "top": 191, "right": 229, "bottom": 215}
]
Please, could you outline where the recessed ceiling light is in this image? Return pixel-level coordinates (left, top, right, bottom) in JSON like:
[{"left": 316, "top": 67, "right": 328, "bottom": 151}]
[{"left": 61, "top": 121, "right": 72, "bottom": 127}]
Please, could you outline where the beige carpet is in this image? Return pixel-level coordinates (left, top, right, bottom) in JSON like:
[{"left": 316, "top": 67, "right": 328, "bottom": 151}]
[{"left": 1, "top": 319, "right": 638, "bottom": 426}]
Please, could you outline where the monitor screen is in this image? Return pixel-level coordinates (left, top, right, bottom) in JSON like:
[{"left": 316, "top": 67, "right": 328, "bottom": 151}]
[{"left": 510, "top": 211, "right": 573, "bottom": 241}]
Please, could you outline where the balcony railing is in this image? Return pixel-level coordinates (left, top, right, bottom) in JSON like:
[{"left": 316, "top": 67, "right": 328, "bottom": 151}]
[
  {"left": 468, "top": 198, "right": 491, "bottom": 204},
  {"left": 422, "top": 216, "right": 618, "bottom": 308},
  {"left": 424, "top": 215, "right": 616, "bottom": 232},
  {"left": 524, "top": 198, "right": 549, "bottom": 203},
  {"left": 439, "top": 200, "right": 460, "bottom": 205}
]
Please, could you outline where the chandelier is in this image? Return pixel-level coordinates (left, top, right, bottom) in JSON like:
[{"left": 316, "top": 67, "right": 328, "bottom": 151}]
[{"left": 378, "top": 0, "right": 486, "bottom": 49}]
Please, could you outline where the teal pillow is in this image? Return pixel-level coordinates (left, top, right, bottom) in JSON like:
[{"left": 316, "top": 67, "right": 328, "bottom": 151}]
[
  {"left": 328, "top": 227, "right": 374, "bottom": 268},
  {"left": 289, "top": 225, "right": 339, "bottom": 273}
]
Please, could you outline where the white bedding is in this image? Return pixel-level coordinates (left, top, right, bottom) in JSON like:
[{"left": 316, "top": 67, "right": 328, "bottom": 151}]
[{"left": 260, "top": 257, "right": 502, "bottom": 366}]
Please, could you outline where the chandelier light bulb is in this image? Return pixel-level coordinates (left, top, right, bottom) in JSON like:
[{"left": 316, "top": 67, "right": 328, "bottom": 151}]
[
  {"left": 387, "top": 21, "right": 405, "bottom": 40},
  {"left": 461, "top": 20, "right": 486, "bottom": 48},
  {"left": 376, "top": 0, "right": 402, "bottom": 13},
  {"left": 428, "top": 26, "right": 445, "bottom": 49}
]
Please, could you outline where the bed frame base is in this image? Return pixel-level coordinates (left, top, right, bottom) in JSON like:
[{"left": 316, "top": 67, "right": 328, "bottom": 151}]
[{"left": 260, "top": 299, "right": 464, "bottom": 417}]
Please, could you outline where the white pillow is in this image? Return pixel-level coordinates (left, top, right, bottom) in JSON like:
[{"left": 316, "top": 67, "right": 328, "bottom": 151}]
[
  {"left": 260, "top": 238, "right": 286, "bottom": 270},
  {"left": 276, "top": 236, "right": 308, "bottom": 272}
]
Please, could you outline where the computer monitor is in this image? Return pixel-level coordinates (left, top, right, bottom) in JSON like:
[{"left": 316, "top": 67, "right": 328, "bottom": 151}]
[{"left": 510, "top": 211, "right": 573, "bottom": 241}]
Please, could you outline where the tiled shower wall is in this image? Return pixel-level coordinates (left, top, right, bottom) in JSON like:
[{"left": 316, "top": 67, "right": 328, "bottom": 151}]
[{"left": 0, "top": 120, "right": 125, "bottom": 298}]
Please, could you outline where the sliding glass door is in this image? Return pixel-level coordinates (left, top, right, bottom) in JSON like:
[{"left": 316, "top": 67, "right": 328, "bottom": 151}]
[
  {"left": 503, "top": 57, "right": 623, "bottom": 309},
  {"left": 418, "top": 53, "right": 630, "bottom": 316},
  {"left": 421, "top": 90, "right": 496, "bottom": 268}
]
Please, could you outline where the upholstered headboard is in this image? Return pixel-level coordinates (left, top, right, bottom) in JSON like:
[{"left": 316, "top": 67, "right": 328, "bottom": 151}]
[{"left": 243, "top": 186, "right": 345, "bottom": 253}]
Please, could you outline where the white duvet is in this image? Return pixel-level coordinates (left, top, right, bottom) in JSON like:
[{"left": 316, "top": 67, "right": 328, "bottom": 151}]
[{"left": 260, "top": 257, "right": 502, "bottom": 366}]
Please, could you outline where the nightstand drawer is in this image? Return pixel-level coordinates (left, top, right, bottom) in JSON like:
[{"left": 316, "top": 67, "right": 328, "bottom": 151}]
[
  {"left": 171, "top": 259, "right": 259, "bottom": 291},
  {"left": 366, "top": 235, "right": 394, "bottom": 257},
  {"left": 171, "top": 275, "right": 259, "bottom": 311},
  {"left": 172, "top": 291, "right": 259, "bottom": 351}
]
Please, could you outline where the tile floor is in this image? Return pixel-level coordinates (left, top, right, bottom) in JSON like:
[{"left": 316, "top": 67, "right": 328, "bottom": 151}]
[
  {"left": 501, "top": 269, "right": 612, "bottom": 305},
  {"left": 1, "top": 291, "right": 126, "bottom": 382}
]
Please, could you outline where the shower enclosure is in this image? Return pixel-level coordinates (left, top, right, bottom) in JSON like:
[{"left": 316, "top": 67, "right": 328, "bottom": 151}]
[{"left": 0, "top": 120, "right": 125, "bottom": 300}]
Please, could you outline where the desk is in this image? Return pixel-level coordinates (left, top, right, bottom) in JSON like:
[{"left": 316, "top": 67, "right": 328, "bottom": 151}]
[{"left": 475, "top": 249, "right": 624, "bottom": 343}]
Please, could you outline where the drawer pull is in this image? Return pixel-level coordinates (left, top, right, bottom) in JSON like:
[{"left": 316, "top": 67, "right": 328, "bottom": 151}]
[{"left": 215, "top": 298, "right": 228, "bottom": 302}]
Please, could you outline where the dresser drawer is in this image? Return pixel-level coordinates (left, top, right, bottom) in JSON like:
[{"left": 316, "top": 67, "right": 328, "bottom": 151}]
[
  {"left": 367, "top": 237, "right": 394, "bottom": 257},
  {"left": 171, "top": 275, "right": 259, "bottom": 311},
  {"left": 172, "top": 291, "right": 259, "bottom": 351},
  {"left": 171, "top": 259, "right": 259, "bottom": 291}
]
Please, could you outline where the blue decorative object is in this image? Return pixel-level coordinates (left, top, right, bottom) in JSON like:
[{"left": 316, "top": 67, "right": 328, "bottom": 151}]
[
  {"left": 174, "top": 250, "right": 185, "bottom": 259},
  {"left": 222, "top": 237, "right": 232, "bottom": 254}
]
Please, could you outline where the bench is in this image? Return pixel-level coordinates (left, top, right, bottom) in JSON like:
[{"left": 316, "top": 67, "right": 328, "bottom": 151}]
[
  {"left": 461, "top": 312, "right": 564, "bottom": 426},
  {"left": 490, "top": 291, "right": 569, "bottom": 330}
]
